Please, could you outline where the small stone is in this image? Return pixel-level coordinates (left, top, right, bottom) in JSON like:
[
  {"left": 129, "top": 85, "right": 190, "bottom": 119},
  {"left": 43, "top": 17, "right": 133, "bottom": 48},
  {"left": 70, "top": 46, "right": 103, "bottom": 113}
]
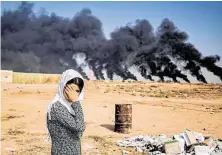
[{"left": 5, "top": 147, "right": 16, "bottom": 153}]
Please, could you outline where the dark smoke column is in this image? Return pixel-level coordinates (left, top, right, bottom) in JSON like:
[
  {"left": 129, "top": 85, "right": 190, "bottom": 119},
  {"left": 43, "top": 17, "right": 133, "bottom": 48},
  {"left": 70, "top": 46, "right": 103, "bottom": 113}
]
[
  {"left": 70, "top": 8, "right": 106, "bottom": 80},
  {"left": 154, "top": 18, "right": 222, "bottom": 83}
]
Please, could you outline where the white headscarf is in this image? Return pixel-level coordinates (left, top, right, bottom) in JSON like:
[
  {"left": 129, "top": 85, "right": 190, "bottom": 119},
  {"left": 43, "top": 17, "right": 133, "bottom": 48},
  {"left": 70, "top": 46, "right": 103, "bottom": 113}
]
[{"left": 45, "top": 69, "right": 84, "bottom": 141}]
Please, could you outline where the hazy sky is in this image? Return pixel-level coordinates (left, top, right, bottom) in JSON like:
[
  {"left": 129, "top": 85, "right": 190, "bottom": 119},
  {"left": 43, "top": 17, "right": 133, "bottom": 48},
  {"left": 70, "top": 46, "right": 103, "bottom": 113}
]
[{"left": 1, "top": 1, "right": 222, "bottom": 82}]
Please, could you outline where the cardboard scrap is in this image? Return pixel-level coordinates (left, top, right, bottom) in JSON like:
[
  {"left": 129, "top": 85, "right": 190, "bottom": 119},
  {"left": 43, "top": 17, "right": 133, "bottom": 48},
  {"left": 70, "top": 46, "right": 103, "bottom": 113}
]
[
  {"left": 193, "top": 131, "right": 205, "bottom": 143},
  {"left": 204, "top": 137, "right": 217, "bottom": 150},
  {"left": 164, "top": 140, "right": 181, "bottom": 155},
  {"left": 174, "top": 135, "right": 185, "bottom": 152},
  {"left": 194, "top": 146, "right": 211, "bottom": 155},
  {"left": 183, "top": 130, "right": 197, "bottom": 146}
]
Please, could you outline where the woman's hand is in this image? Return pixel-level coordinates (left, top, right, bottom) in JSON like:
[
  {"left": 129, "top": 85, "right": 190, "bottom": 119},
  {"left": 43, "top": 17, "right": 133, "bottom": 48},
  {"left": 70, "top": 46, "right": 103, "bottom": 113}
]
[{"left": 64, "top": 84, "right": 80, "bottom": 103}]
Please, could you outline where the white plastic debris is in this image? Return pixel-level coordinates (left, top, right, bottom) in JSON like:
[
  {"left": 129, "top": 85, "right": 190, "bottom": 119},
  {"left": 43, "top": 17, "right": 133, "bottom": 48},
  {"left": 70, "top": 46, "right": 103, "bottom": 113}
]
[
  {"left": 182, "top": 130, "right": 197, "bottom": 146},
  {"left": 158, "top": 134, "right": 171, "bottom": 143},
  {"left": 164, "top": 140, "right": 182, "bottom": 155},
  {"left": 217, "top": 141, "right": 222, "bottom": 150},
  {"left": 5, "top": 148, "right": 16, "bottom": 152},
  {"left": 136, "top": 146, "right": 143, "bottom": 152},
  {"left": 122, "top": 150, "right": 129, "bottom": 155},
  {"left": 204, "top": 137, "right": 217, "bottom": 151},
  {"left": 211, "top": 152, "right": 222, "bottom": 155},
  {"left": 143, "top": 136, "right": 154, "bottom": 143},
  {"left": 5, "top": 147, "right": 16, "bottom": 155},
  {"left": 194, "top": 146, "right": 211, "bottom": 155},
  {"left": 116, "top": 135, "right": 163, "bottom": 153},
  {"left": 193, "top": 131, "right": 205, "bottom": 143},
  {"left": 116, "top": 130, "right": 221, "bottom": 155},
  {"left": 174, "top": 135, "right": 185, "bottom": 152},
  {"left": 84, "top": 144, "right": 94, "bottom": 152}
]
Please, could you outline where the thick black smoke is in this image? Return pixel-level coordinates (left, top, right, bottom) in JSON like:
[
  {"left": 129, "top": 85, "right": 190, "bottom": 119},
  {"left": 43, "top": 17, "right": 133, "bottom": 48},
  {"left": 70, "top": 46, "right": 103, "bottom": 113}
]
[
  {"left": 1, "top": 2, "right": 222, "bottom": 83},
  {"left": 134, "top": 18, "right": 222, "bottom": 82}
]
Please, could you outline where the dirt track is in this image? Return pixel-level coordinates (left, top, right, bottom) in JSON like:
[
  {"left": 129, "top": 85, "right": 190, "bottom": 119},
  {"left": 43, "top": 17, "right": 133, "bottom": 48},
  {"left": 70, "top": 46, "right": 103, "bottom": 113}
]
[{"left": 1, "top": 81, "right": 222, "bottom": 155}]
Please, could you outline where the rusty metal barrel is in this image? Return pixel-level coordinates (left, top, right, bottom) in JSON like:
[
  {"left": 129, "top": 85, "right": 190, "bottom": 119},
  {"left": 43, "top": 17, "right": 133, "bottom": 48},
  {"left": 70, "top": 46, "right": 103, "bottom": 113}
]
[{"left": 114, "top": 104, "right": 132, "bottom": 134}]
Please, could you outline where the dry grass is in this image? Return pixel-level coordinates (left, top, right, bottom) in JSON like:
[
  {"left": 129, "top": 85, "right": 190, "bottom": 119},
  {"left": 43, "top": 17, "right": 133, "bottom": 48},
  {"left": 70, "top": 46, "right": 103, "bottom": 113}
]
[
  {"left": 1, "top": 114, "right": 24, "bottom": 122},
  {"left": 13, "top": 72, "right": 60, "bottom": 84},
  {"left": 102, "top": 82, "right": 222, "bottom": 99},
  {"left": 9, "top": 72, "right": 222, "bottom": 99}
]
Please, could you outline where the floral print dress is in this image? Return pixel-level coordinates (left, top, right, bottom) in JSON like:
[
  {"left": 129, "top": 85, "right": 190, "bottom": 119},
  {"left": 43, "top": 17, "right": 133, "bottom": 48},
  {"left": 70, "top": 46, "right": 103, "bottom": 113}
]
[{"left": 47, "top": 101, "right": 85, "bottom": 155}]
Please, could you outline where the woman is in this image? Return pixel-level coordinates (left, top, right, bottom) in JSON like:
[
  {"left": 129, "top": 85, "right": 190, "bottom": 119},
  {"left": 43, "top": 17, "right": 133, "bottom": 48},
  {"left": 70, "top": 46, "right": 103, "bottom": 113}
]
[{"left": 46, "top": 69, "right": 85, "bottom": 155}]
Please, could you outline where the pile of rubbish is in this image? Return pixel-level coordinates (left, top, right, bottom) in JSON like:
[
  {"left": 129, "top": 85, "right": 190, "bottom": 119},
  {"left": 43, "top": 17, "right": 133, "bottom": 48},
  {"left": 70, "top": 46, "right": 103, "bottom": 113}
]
[{"left": 116, "top": 130, "right": 222, "bottom": 155}]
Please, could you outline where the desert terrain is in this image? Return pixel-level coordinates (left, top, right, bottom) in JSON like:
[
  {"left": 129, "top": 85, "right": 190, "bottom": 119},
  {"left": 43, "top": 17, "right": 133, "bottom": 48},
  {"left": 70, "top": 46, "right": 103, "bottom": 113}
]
[{"left": 1, "top": 79, "right": 222, "bottom": 155}]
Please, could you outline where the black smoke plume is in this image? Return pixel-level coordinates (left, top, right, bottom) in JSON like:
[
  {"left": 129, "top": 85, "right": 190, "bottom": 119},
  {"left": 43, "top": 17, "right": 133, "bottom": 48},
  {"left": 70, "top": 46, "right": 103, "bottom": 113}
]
[{"left": 1, "top": 2, "right": 222, "bottom": 83}]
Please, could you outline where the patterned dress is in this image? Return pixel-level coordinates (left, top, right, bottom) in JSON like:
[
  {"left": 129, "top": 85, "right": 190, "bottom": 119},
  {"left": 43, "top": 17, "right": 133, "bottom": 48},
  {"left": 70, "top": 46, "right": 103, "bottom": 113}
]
[{"left": 47, "top": 101, "right": 85, "bottom": 155}]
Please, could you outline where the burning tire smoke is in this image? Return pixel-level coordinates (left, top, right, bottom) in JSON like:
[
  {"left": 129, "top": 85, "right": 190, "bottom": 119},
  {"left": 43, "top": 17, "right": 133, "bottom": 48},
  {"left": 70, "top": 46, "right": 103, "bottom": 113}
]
[{"left": 1, "top": 2, "right": 222, "bottom": 83}]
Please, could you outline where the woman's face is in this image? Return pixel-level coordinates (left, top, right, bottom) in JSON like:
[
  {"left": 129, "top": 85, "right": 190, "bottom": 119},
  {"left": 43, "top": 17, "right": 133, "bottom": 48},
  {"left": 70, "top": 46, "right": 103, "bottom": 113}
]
[{"left": 63, "top": 83, "right": 80, "bottom": 101}]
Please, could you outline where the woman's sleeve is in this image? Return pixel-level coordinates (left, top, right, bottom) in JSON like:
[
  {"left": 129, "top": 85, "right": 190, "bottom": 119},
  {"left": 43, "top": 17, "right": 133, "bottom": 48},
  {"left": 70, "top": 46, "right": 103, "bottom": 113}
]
[{"left": 54, "top": 102, "right": 85, "bottom": 133}]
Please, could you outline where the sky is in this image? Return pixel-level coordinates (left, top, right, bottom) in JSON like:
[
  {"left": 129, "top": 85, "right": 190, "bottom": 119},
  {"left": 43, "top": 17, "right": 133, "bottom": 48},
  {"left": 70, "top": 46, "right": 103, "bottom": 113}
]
[{"left": 1, "top": 1, "right": 222, "bottom": 82}]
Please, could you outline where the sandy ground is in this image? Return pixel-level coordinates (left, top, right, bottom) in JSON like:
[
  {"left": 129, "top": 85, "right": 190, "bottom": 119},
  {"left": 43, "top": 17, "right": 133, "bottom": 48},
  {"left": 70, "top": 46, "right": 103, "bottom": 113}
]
[{"left": 1, "top": 81, "right": 222, "bottom": 155}]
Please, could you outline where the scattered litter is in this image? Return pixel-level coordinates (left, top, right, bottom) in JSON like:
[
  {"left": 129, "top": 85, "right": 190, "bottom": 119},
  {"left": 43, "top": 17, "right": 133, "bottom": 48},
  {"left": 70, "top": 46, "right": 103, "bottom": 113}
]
[
  {"left": 211, "top": 141, "right": 222, "bottom": 155},
  {"left": 150, "top": 151, "right": 165, "bottom": 155},
  {"left": 164, "top": 140, "right": 181, "bottom": 155},
  {"left": 5, "top": 147, "right": 16, "bottom": 155},
  {"left": 122, "top": 150, "right": 129, "bottom": 155},
  {"left": 204, "top": 137, "right": 217, "bottom": 151},
  {"left": 84, "top": 144, "right": 94, "bottom": 152},
  {"left": 183, "top": 130, "right": 197, "bottom": 146},
  {"left": 5, "top": 148, "right": 16, "bottom": 152},
  {"left": 193, "top": 131, "right": 205, "bottom": 143},
  {"left": 136, "top": 146, "right": 143, "bottom": 152},
  {"left": 116, "top": 130, "right": 222, "bottom": 155},
  {"left": 195, "top": 146, "right": 211, "bottom": 155},
  {"left": 173, "top": 135, "right": 185, "bottom": 152}
]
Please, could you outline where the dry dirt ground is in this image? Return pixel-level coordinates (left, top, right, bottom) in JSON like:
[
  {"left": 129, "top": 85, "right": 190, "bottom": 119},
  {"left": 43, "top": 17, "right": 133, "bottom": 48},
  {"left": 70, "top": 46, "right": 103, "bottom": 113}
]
[{"left": 1, "top": 81, "right": 222, "bottom": 155}]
